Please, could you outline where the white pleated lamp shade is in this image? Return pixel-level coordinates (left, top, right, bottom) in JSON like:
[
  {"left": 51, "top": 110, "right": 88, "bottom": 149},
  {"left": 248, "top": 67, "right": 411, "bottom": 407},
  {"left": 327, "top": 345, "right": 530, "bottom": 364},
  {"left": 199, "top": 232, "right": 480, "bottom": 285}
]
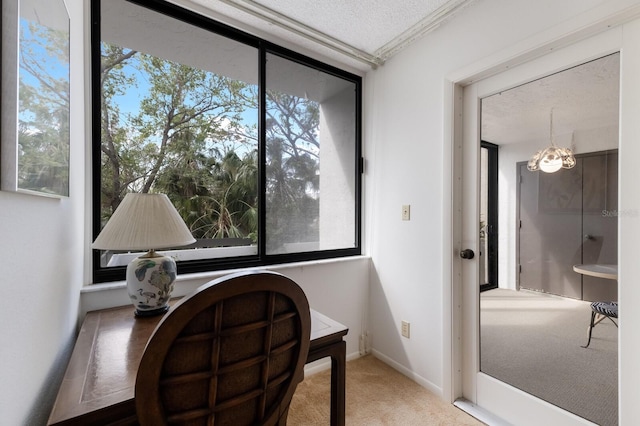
[{"left": 92, "top": 193, "right": 196, "bottom": 251}]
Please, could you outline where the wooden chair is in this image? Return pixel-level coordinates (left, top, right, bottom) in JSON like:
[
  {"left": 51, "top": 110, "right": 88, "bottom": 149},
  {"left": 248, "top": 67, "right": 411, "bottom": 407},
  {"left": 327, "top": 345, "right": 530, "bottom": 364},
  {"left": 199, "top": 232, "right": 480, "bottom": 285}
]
[{"left": 135, "top": 270, "right": 311, "bottom": 425}]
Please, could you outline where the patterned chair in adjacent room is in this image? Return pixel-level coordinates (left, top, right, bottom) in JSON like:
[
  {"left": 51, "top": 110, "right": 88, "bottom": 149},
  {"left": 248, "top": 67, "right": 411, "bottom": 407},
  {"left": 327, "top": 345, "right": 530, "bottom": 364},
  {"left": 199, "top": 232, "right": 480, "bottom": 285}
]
[
  {"left": 582, "top": 301, "right": 618, "bottom": 348},
  {"left": 135, "top": 270, "right": 311, "bottom": 425}
]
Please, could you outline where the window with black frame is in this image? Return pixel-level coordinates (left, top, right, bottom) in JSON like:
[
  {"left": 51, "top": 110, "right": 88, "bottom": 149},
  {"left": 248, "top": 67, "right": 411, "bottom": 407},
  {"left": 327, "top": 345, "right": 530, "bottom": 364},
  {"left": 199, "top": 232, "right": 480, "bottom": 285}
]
[
  {"left": 92, "top": 0, "right": 361, "bottom": 283},
  {"left": 480, "top": 141, "right": 498, "bottom": 291}
]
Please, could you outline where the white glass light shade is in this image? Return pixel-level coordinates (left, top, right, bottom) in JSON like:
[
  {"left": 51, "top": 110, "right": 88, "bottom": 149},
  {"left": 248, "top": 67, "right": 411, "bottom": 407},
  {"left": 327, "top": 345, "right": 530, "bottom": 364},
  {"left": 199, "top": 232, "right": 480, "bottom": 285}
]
[
  {"left": 527, "top": 149, "right": 544, "bottom": 172},
  {"left": 527, "top": 146, "right": 576, "bottom": 173},
  {"left": 539, "top": 147, "right": 563, "bottom": 173},
  {"left": 558, "top": 147, "right": 576, "bottom": 169},
  {"left": 527, "top": 110, "right": 576, "bottom": 174},
  {"left": 92, "top": 193, "right": 195, "bottom": 250}
]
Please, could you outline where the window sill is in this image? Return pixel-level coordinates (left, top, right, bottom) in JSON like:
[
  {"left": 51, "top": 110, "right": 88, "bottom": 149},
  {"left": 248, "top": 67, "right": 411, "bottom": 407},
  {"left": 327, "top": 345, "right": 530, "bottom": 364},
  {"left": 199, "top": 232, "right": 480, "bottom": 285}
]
[
  {"left": 80, "top": 255, "right": 370, "bottom": 317},
  {"left": 85, "top": 255, "right": 368, "bottom": 292}
]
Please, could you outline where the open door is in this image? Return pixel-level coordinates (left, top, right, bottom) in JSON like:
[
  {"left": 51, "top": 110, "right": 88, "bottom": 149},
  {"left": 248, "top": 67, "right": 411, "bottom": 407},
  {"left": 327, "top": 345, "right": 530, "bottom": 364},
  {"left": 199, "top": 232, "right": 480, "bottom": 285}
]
[{"left": 455, "top": 38, "right": 621, "bottom": 425}]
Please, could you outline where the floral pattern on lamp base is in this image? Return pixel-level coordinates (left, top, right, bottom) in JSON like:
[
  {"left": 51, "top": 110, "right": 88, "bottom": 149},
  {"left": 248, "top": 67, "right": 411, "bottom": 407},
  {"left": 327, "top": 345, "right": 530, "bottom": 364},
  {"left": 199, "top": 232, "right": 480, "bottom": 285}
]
[{"left": 126, "top": 253, "right": 177, "bottom": 317}]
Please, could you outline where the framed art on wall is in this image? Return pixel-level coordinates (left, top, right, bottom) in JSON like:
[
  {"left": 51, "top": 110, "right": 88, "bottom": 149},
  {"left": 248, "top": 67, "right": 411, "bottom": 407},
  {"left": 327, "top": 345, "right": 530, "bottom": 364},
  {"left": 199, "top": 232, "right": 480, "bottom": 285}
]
[{"left": 1, "top": 0, "right": 70, "bottom": 197}]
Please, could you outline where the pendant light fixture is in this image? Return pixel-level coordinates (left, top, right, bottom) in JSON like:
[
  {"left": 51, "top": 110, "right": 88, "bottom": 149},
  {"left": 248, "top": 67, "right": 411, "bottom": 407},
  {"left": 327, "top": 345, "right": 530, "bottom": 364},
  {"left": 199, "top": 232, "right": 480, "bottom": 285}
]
[{"left": 527, "top": 109, "right": 576, "bottom": 173}]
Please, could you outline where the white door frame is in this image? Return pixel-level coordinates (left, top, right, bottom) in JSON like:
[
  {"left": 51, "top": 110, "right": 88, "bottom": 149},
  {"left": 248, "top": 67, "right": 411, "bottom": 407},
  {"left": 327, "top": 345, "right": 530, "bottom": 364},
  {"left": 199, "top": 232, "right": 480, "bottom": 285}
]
[{"left": 443, "top": 1, "right": 640, "bottom": 423}]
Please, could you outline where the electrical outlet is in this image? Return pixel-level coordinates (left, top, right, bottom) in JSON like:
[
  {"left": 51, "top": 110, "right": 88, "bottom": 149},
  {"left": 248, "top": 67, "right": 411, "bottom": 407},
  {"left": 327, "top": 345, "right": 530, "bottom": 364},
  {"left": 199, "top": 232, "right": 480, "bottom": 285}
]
[
  {"left": 401, "top": 320, "right": 410, "bottom": 338},
  {"left": 402, "top": 205, "right": 410, "bottom": 221}
]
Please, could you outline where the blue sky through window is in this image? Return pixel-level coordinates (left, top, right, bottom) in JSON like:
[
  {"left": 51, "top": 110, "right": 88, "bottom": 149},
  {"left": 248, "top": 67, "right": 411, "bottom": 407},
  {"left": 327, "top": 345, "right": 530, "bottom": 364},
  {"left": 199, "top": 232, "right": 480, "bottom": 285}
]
[{"left": 105, "top": 45, "right": 259, "bottom": 157}]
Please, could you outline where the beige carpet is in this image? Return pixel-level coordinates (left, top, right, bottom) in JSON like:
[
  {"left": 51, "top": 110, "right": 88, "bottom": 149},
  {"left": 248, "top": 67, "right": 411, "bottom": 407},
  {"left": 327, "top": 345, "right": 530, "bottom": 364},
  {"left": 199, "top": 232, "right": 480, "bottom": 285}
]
[
  {"left": 288, "top": 355, "right": 483, "bottom": 425},
  {"left": 481, "top": 288, "right": 617, "bottom": 426}
]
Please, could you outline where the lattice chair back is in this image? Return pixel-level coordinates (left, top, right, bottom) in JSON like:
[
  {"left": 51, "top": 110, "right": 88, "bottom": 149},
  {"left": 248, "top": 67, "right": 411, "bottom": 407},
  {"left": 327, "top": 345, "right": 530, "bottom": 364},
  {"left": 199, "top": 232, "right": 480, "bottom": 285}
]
[{"left": 135, "top": 270, "right": 311, "bottom": 425}]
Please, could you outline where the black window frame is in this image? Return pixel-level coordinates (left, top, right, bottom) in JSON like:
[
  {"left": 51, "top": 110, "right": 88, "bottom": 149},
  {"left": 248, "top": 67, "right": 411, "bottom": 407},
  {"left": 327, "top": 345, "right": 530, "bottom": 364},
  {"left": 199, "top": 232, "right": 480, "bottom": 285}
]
[
  {"left": 480, "top": 141, "right": 498, "bottom": 291},
  {"left": 91, "top": 0, "right": 362, "bottom": 283}
]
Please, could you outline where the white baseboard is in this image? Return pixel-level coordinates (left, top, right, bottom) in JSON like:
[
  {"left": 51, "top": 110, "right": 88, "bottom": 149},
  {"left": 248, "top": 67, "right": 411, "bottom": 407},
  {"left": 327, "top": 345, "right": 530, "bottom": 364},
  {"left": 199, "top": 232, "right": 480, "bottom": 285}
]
[
  {"left": 370, "top": 349, "right": 443, "bottom": 397},
  {"left": 304, "top": 351, "right": 361, "bottom": 376}
]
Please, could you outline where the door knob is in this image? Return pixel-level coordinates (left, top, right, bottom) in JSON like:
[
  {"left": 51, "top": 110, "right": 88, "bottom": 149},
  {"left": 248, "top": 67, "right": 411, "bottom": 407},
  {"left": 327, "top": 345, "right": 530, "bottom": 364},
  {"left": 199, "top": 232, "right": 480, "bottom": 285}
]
[
  {"left": 460, "top": 249, "right": 475, "bottom": 259},
  {"left": 584, "top": 234, "right": 594, "bottom": 240}
]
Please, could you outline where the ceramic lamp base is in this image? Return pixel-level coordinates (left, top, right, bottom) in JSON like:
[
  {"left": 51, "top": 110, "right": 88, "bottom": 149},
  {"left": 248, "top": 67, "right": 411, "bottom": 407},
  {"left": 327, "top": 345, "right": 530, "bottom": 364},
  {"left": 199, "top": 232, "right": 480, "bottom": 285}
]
[{"left": 126, "top": 251, "right": 177, "bottom": 317}]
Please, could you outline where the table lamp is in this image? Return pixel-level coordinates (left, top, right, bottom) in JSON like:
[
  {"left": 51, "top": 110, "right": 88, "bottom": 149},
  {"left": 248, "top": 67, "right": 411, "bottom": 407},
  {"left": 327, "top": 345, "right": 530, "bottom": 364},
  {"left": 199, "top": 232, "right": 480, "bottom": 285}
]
[{"left": 92, "top": 193, "right": 196, "bottom": 316}]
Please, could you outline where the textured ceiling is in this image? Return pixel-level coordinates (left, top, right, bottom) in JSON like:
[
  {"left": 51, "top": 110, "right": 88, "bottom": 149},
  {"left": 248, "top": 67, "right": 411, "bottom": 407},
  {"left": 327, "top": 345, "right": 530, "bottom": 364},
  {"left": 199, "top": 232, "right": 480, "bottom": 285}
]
[
  {"left": 167, "top": 0, "right": 618, "bottom": 142},
  {"left": 245, "top": 0, "right": 455, "bottom": 53},
  {"left": 482, "top": 53, "right": 620, "bottom": 146},
  {"left": 186, "top": 0, "right": 475, "bottom": 70}
]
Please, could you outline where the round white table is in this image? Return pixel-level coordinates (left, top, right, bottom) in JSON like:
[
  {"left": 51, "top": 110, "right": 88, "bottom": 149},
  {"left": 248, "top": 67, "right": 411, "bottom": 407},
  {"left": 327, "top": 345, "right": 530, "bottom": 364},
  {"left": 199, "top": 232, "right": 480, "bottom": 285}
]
[
  {"left": 572, "top": 264, "right": 618, "bottom": 280},
  {"left": 573, "top": 264, "right": 618, "bottom": 332}
]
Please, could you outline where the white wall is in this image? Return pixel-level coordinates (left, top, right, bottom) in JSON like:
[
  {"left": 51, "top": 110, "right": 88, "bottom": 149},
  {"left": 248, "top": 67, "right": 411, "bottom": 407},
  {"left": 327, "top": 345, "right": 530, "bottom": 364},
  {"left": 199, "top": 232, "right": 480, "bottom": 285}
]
[
  {"left": 0, "top": 0, "right": 85, "bottom": 424},
  {"left": 364, "top": 0, "right": 630, "bottom": 399}
]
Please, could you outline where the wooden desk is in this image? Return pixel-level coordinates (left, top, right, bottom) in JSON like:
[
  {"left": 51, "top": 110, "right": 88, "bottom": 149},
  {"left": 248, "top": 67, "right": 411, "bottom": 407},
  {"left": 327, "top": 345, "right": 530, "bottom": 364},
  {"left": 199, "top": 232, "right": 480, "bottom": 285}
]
[{"left": 48, "top": 305, "right": 348, "bottom": 426}]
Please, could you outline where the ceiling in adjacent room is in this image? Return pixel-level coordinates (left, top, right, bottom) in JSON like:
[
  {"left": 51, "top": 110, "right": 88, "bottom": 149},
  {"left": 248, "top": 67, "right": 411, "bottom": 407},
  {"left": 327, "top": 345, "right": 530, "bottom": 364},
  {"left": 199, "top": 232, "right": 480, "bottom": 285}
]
[{"left": 481, "top": 54, "right": 620, "bottom": 146}]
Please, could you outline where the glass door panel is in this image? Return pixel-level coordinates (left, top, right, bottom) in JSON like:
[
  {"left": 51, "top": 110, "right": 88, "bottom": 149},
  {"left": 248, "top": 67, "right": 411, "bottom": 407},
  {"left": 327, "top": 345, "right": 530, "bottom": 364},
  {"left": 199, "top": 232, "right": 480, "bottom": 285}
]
[{"left": 478, "top": 53, "right": 619, "bottom": 426}]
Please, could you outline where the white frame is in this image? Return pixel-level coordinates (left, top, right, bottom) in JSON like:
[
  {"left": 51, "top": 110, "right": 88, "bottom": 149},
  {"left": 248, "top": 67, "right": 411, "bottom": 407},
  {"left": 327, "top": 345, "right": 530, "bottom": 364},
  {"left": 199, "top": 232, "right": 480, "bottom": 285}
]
[{"left": 444, "top": 1, "right": 640, "bottom": 423}]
